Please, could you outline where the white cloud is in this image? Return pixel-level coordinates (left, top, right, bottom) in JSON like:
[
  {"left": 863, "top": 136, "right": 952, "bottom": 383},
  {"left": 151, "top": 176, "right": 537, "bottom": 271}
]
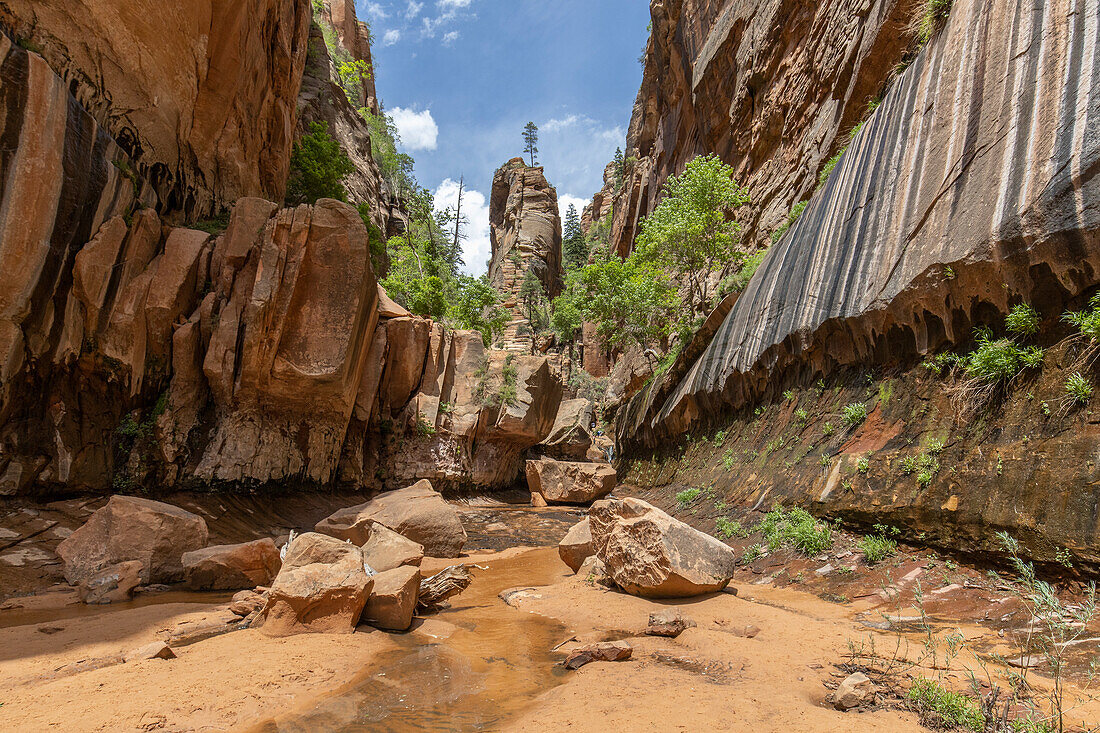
[
  {"left": 543, "top": 115, "right": 582, "bottom": 133},
  {"left": 434, "top": 179, "right": 491, "bottom": 276},
  {"left": 420, "top": 0, "right": 473, "bottom": 40},
  {"left": 558, "top": 194, "right": 590, "bottom": 219},
  {"left": 362, "top": 2, "right": 387, "bottom": 19},
  {"left": 538, "top": 113, "right": 625, "bottom": 198},
  {"left": 390, "top": 107, "right": 439, "bottom": 151},
  {"left": 405, "top": 0, "right": 424, "bottom": 18},
  {"left": 382, "top": 29, "right": 401, "bottom": 46},
  {"left": 437, "top": 0, "right": 471, "bottom": 8},
  {"left": 442, "top": 30, "right": 460, "bottom": 45}
]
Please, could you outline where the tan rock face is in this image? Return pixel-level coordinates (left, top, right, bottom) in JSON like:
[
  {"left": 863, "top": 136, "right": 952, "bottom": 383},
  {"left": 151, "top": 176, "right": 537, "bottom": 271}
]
[
  {"left": 56, "top": 496, "right": 209, "bottom": 587},
  {"left": 316, "top": 480, "right": 467, "bottom": 558},
  {"left": 362, "top": 524, "right": 425, "bottom": 573},
  {"left": 362, "top": 565, "right": 421, "bottom": 631},
  {"left": 601, "top": 0, "right": 916, "bottom": 257},
  {"left": 487, "top": 159, "right": 563, "bottom": 352},
  {"left": 588, "top": 498, "right": 737, "bottom": 598},
  {"left": 182, "top": 539, "right": 282, "bottom": 591},
  {"left": 526, "top": 459, "right": 616, "bottom": 505},
  {"left": 261, "top": 533, "right": 374, "bottom": 637},
  {"left": 0, "top": 0, "right": 311, "bottom": 218},
  {"left": 538, "top": 399, "right": 595, "bottom": 461},
  {"left": 557, "top": 518, "right": 594, "bottom": 573}
]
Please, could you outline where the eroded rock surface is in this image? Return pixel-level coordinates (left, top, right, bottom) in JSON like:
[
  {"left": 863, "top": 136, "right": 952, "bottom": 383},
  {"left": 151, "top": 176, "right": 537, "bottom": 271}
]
[
  {"left": 182, "top": 539, "right": 282, "bottom": 591},
  {"left": 261, "top": 533, "right": 374, "bottom": 637},
  {"left": 589, "top": 498, "right": 737, "bottom": 598},
  {"left": 56, "top": 496, "right": 209, "bottom": 587},
  {"left": 526, "top": 459, "right": 616, "bottom": 505}
]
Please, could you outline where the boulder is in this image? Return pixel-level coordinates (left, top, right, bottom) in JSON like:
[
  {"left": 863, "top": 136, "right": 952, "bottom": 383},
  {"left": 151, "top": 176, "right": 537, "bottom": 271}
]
[
  {"left": 260, "top": 533, "right": 374, "bottom": 637},
  {"left": 123, "top": 641, "right": 176, "bottom": 663},
  {"left": 538, "top": 398, "right": 594, "bottom": 460},
  {"left": 181, "top": 539, "right": 281, "bottom": 590},
  {"left": 362, "top": 565, "right": 420, "bottom": 631},
  {"left": 362, "top": 524, "right": 424, "bottom": 573},
  {"left": 563, "top": 641, "right": 633, "bottom": 670},
  {"left": 646, "top": 608, "right": 696, "bottom": 638},
  {"left": 228, "top": 589, "right": 268, "bottom": 617},
  {"left": 588, "top": 498, "right": 738, "bottom": 598},
  {"left": 526, "top": 458, "right": 616, "bottom": 505},
  {"left": 77, "top": 560, "right": 144, "bottom": 605},
  {"left": 316, "top": 480, "right": 466, "bottom": 557},
  {"left": 56, "top": 496, "right": 209, "bottom": 586},
  {"left": 833, "top": 672, "right": 875, "bottom": 710},
  {"left": 558, "top": 518, "right": 594, "bottom": 572}
]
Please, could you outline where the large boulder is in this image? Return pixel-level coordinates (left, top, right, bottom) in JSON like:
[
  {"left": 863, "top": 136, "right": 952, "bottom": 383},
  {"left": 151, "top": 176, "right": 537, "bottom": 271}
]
[
  {"left": 260, "top": 533, "right": 374, "bottom": 637},
  {"left": 526, "top": 458, "right": 616, "bottom": 505},
  {"left": 182, "top": 539, "right": 281, "bottom": 590},
  {"left": 315, "top": 480, "right": 466, "bottom": 557},
  {"left": 538, "top": 398, "right": 594, "bottom": 460},
  {"left": 588, "top": 498, "right": 738, "bottom": 598},
  {"left": 362, "top": 524, "right": 424, "bottom": 573},
  {"left": 362, "top": 565, "right": 421, "bottom": 631},
  {"left": 56, "top": 496, "right": 209, "bottom": 586},
  {"left": 558, "top": 518, "right": 594, "bottom": 572}
]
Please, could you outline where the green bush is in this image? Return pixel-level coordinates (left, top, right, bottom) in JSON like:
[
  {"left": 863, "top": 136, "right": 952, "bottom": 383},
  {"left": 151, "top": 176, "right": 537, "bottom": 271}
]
[
  {"left": 1005, "top": 303, "right": 1041, "bottom": 336},
  {"left": 1062, "top": 292, "right": 1100, "bottom": 341},
  {"left": 286, "top": 122, "right": 354, "bottom": 205},
  {"left": 675, "top": 488, "right": 703, "bottom": 508},
  {"left": 756, "top": 506, "right": 832, "bottom": 555},
  {"left": 715, "top": 517, "right": 750, "bottom": 539},
  {"left": 907, "top": 678, "right": 984, "bottom": 732},
  {"left": 771, "top": 200, "right": 808, "bottom": 243},
  {"left": 842, "top": 402, "right": 867, "bottom": 428},
  {"left": 1065, "top": 372, "right": 1093, "bottom": 405},
  {"left": 916, "top": 0, "right": 954, "bottom": 44},
  {"left": 962, "top": 329, "right": 1042, "bottom": 385},
  {"left": 858, "top": 525, "right": 899, "bottom": 564},
  {"left": 740, "top": 544, "right": 763, "bottom": 564}
]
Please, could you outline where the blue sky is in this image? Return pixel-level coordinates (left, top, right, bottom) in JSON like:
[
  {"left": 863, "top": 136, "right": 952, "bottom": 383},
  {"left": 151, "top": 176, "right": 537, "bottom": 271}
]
[{"left": 357, "top": 0, "right": 651, "bottom": 274}]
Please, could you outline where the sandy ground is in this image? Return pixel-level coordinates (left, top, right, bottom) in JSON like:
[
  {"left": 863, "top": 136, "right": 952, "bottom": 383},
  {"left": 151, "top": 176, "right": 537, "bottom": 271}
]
[
  {"left": 501, "top": 561, "right": 924, "bottom": 732},
  {"left": 0, "top": 601, "right": 400, "bottom": 732}
]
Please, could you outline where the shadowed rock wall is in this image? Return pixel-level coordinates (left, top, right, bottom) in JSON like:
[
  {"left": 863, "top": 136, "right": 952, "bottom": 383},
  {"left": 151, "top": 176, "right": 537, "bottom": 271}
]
[
  {"left": 0, "top": 0, "right": 311, "bottom": 219},
  {"left": 623, "top": 0, "right": 1100, "bottom": 447}
]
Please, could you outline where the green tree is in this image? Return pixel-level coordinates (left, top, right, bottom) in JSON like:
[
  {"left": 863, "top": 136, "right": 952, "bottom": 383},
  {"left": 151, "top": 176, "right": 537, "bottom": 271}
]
[
  {"left": 519, "top": 268, "right": 550, "bottom": 353},
  {"left": 562, "top": 204, "right": 588, "bottom": 271},
  {"left": 285, "top": 121, "right": 356, "bottom": 205},
  {"left": 636, "top": 153, "right": 750, "bottom": 319},
  {"left": 451, "top": 275, "right": 509, "bottom": 346},
  {"left": 523, "top": 122, "right": 539, "bottom": 166},
  {"left": 612, "top": 147, "right": 625, "bottom": 190}
]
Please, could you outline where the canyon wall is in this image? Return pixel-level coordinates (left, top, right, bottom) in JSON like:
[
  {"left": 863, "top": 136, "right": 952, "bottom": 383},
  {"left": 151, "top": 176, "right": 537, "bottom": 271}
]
[
  {"left": 0, "top": 0, "right": 311, "bottom": 220},
  {"left": 488, "top": 159, "right": 564, "bottom": 353},
  {"left": 603, "top": 0, "right": 919, "bottom": 257},
  {"left": 619, "top": 0, "right": 1100, "bottom": 565}
]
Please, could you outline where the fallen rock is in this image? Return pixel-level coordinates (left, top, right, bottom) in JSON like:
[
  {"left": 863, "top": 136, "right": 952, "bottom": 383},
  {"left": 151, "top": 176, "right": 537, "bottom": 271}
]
[
  {"left": 563, "top": 641, "right": 633, "bottom": 670},
  {"left": 558, "top": 518, "right": 593, "bottom": 572},
  {"left": 182, "top": 539, "right": 281, "bottom": 590},
  {"left": 646, "top": 608, "right": 696, "bottom": 638},
  {"left": 56, "top": 496, "right": 209, "bottom": 586},
  {"left": 228, "top": 589, "right": 268, "bottom": 617},
  {"left": 362, "top": 524, "right": 424, "bottom": 573},
  {"left": 260, "top": 533, "right": 374, "bottom": 637},
  {"left": 526, "top": 458, "right": 616, "bottom": 505},
  {"left": 538, "top": 398, "right": 595, "bottom": 460},
  {"left": 833, "top": 672, "right": 875, "bottom": 710},
  {"left": 418, "top": 565, "right": 471, "bottom": 612},
  {"left": 77, "top": 560, "right": 143, "bottom": 604},
  {"left": 123, "top": 641, "right": 176, "bottom": 663},
  {"left": 315, "top": 480, "right": 466, "bottom": 557},
  {"left": 363, "top": 565, "right": 421, "bottom": 631},
  {"left": 576, "top": 555, "right": 616, "bottom": 588},
  {"left": 589, "top": 498, "right": 738, "bottom": 598},
  {"left": 530, "top": 492, "right": 548, "bottom": 508}
]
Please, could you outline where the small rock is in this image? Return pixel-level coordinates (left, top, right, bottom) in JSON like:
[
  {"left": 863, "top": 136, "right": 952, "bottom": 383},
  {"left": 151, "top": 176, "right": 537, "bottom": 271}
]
[
  {"left": 362, "top": 565, "right": 421, "bottom": 631},
  {"left": 78, "top": 560, "right": 144, "bottom": 604},
  {"left": 228, "top": 589, "right": 267, "bottom": 617},
  {"left": 36, "top": 625, "right": 64, "bottom": 635},
  {"left": 815, "top": 564, "right": 835, "bottom": 575},
  {"left": 563, "top": 640, "right": 633, "bottom": 670},
  {"left": 123, "top": 641, "right": 176, "bottom": 663},
  {"left": 646, "top": 608, "right": 696, "bottom": 637},
  {"left": 530, "top": 492, "right": 548, "bottom": 508},
  {"left": 833, "top": 671, "right": 874, "bottom": 710},
  {"left": 362, "top": 524, "right": 424, "bottom": 573},
  {"left": 558, "top": 518, "right": 593, "bottom": 572}
]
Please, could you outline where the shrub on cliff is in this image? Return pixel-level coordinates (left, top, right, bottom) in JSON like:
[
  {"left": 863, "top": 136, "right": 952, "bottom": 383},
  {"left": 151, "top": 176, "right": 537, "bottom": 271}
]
[
  {"left": 636, "top": 154, "right": 750, "bottom": 320},
  {"left": 285, "top": 122, "right": 355, "bottom": 205}
]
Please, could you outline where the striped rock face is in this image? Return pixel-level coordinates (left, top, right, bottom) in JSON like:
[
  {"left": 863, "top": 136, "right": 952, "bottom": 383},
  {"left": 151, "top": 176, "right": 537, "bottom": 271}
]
[
  {"left": 623, "top": 0, "right": 1100, "bottom": 447},
  {"left": 0, "top": 0, "right": 311, "bottom": 219}
]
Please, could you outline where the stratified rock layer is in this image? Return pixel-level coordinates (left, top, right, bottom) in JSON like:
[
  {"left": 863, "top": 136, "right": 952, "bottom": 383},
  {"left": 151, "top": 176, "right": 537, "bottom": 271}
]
[
  {"left": 603, "top": 0, "right": 917, "bottom": 256},
  {"left": 623, "top": 0, "right": 1100, "bottom": 446},
  {"left": 488, "top": 159, "right": 563, "bottom": 352},
  {"left": 0, "top": 0, "right": 311, "bottom": 218}
]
